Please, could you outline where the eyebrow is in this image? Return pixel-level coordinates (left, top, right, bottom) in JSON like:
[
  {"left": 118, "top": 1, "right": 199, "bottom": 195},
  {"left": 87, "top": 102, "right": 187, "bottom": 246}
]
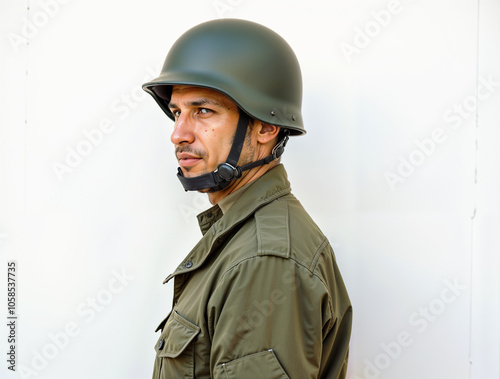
[{"left": 168, "top": 98, "right": 225, "bottom": 110}]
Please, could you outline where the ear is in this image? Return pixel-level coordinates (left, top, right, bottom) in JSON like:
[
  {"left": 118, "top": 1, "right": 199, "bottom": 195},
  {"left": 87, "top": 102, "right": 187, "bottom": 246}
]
[{"left": 255, "top": 122, "right": 280, "bottom": 144}]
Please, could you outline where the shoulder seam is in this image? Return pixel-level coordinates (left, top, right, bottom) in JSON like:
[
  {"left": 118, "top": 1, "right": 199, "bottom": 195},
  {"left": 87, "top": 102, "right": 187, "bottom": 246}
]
[{"left": 310, "top": 236, "right": 329, "bottom": 272}]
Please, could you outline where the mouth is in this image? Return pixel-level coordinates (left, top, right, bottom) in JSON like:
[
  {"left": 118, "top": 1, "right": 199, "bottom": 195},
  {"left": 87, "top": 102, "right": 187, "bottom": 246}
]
[{"left": 177, "top": 152, "right": 203, "bottom": 168}]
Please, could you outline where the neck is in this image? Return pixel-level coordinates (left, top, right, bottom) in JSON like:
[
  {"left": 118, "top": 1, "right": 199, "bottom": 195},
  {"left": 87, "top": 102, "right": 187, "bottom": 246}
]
[{"left": 207, "top": 161, "right": 279, "bottom": 205}]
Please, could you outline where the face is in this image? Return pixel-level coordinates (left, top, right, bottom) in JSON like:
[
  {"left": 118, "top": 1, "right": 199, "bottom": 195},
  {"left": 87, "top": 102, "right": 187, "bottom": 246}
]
[{"left": 168, "top": 85, "right": 242, "bottom": 179}]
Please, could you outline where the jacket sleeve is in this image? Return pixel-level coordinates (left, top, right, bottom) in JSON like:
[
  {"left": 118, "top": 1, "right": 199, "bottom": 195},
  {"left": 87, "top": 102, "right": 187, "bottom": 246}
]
[{"left": 207, "top": 254, "right": 350, "bottom": 379}]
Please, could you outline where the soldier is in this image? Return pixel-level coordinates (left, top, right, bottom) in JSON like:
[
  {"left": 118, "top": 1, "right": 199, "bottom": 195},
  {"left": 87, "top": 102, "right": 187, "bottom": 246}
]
[{"left": 143, "top": 18, "right": 352, "bottom": 379}]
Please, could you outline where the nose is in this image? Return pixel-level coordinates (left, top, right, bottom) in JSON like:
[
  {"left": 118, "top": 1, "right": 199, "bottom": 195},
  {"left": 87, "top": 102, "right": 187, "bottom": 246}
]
[{"left": 170, "top": 113, "right": 195, "bottom": 145}]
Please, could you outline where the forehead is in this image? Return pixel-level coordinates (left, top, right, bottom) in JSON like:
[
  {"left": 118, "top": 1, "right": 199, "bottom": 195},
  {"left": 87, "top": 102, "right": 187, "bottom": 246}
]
[{"left": 170, "top": 85, "right": 236, "bottom": 107}]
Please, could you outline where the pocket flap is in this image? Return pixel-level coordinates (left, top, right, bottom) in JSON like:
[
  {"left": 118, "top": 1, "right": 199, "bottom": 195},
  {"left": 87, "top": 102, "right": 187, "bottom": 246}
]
[
  {"left": 218, "top": 349, "right": 290, "bottom": 379},
  {"left": 155, "top": 311, "right": 200, "bottom": 358}
]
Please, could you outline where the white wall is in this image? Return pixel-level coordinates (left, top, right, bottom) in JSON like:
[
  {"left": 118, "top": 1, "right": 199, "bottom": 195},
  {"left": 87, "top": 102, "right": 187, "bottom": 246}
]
[{"left": 1, "top": 1, "right": 498, "bottom": 378}]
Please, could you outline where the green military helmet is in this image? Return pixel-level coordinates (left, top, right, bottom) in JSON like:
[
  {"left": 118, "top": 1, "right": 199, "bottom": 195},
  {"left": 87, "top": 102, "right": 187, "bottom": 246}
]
[{"left": 142, "top": 18, "right": 305, "bottom": 135}]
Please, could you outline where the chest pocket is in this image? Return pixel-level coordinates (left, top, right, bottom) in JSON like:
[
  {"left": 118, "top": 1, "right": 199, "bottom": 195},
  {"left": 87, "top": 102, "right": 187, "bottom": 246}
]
[{"left": 153, "top": 311, "right": 200, "bottom": 379}]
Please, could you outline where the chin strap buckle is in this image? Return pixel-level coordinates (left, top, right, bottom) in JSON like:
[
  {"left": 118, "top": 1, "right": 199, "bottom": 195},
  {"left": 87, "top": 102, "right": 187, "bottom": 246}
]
[
  {"left": 216, "top": 163, "right": 242, "bottom": 182},
  {"left": 271, "top": 131, "right": 289, "bottom": 160}
]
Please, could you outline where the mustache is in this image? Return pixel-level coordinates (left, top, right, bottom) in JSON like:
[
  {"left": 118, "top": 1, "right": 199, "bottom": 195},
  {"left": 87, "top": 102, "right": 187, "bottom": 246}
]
[{"left": 175, "top": 146, "right": 207, "bottom": 158}]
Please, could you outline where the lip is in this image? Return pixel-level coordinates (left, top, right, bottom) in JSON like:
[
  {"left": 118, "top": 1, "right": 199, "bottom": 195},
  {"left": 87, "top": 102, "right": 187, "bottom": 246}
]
[{"left": 177, "top": 153, "right": 202, "bottom": 167}]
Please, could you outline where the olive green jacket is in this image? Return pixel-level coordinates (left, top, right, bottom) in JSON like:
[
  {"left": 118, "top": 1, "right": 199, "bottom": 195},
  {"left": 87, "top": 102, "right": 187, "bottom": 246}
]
[{"left": 152, "top": 164, "right": 352, "bottom": 378}]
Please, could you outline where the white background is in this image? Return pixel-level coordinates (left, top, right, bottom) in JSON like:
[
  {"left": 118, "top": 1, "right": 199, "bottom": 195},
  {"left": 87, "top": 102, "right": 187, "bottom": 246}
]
[{"left": 1, "top": 0, "right": 499, "bottom": 378}]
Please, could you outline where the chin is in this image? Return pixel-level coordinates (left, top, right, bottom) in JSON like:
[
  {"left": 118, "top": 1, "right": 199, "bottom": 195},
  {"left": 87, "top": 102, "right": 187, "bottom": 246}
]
[
  {"left": 184, "top": 171, "right": 206, "bottom": 178},
  {"left": 182, "top": 166, "right": 210, "bottom": 177}
]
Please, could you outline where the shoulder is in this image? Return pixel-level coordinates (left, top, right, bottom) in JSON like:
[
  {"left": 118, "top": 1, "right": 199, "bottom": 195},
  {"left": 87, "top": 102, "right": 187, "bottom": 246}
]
[
  {"left": 255, "top": 193, "right": 334, "bottom": 270},
  {"left": 216, "top": 194, "right": 336, "bottom": 287}
]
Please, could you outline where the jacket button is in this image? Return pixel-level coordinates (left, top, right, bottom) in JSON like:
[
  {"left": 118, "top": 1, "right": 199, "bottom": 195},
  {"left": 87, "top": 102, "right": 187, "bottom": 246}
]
[
  {"left": 185, "top": 261, "right": 193, "bottom": 268},
  {"left": 158, "top": 338, "right": 165, "bottom": 350}
]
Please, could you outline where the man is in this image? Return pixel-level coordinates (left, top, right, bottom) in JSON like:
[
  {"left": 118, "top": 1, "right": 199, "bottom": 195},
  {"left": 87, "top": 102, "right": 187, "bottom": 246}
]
[{"left": 143, "top": 19, "right": 352, "bottom": 379}]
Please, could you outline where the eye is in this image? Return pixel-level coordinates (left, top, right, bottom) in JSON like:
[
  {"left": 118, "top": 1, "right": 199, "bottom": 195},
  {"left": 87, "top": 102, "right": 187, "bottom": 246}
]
[
  {"left": 198, "top": 108, "right": 213, "bottom": 115},
  {"left": 172, "top": 110, "right": 181, "bottom": 118}
]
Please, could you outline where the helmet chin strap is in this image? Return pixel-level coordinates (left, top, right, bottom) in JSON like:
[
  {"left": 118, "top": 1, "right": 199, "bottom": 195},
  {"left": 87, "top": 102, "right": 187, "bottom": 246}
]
[{"left": 177, "top": 113, "right": 289, "bottom": 192}]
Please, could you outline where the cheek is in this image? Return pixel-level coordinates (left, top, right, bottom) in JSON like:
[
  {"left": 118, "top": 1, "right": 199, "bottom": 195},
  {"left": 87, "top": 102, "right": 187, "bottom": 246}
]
[
  {"left": 201, "top": 127, "right": 216, "bottom": 135},
  {"left": 198, "top": 117, "right": 238, "bottom": 162},
  {"left": 207, "top": 134, "right": 234, "bottom": 165}
]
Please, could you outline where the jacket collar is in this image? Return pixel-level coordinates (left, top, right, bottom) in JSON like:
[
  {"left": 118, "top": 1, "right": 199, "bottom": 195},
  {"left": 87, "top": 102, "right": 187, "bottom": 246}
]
[
  {"left": 198, "top": 164, "right": 291, "bottom": 234},
  {"left": 164, "top": 164, "right": 291, "bottom": 284}
]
